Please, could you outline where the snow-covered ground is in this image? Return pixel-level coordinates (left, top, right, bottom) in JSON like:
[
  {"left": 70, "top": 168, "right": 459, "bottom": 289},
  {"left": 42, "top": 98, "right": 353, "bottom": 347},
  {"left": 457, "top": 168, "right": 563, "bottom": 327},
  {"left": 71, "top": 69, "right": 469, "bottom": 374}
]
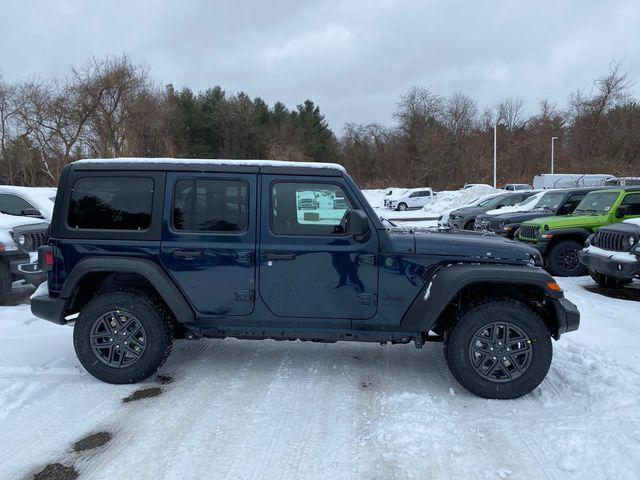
[{"left": 1, "top": 276, "right": 639, "bottom": 480}]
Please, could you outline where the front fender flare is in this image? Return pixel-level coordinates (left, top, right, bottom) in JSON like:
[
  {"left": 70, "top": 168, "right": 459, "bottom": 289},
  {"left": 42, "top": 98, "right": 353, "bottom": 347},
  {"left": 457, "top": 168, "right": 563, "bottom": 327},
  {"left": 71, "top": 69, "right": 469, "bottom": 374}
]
[{"left": 400, "top": 264, "right": 563, "bottom": 333}]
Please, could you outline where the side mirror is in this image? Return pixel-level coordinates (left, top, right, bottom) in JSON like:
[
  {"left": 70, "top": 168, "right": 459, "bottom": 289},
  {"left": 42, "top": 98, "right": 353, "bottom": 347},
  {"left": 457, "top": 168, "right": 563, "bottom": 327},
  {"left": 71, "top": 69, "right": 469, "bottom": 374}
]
[
  {"left": 21, "top": 208, "right": 42, "bottom": 218},
  {"left": 616, "top": 205, "right": 630, "bottom": 218},
  {"left": 344, "top": 209, "right": 370, "bottom": 240},
  {"left": 558, "top": 203, "right": 573, "bottom": 215}
]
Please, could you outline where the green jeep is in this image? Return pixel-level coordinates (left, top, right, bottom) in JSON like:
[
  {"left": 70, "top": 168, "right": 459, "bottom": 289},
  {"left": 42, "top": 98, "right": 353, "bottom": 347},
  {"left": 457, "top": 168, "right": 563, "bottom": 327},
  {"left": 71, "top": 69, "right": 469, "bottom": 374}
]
[{"left": 517, "top": 187, "right": 640, "bottom": 276}]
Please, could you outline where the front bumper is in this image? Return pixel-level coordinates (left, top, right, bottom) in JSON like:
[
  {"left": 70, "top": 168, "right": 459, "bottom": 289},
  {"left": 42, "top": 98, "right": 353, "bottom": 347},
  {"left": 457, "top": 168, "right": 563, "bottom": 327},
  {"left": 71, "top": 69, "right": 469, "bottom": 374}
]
[
  {"left": 579, "top": 248, "right": 640, "bottom": 280},
  {"left": 551, "top": 297, "right": 580, "bottom": 338},
  {"left": 519, "top": 238, "right": 549, "bottom": 256},
  {"left": 9, "top": 256, "right": 47, "bottom": 285}
]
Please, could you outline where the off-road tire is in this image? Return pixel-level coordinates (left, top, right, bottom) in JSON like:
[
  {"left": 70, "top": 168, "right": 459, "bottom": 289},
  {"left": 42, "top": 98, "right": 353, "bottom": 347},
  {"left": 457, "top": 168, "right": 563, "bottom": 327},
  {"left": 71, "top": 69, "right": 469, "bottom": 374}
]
[
  {"left": 397, "top": 202, "right": 408, "bottom": 211},
  {"left": 546, "top": 240, "right": 587, "bottom": 277},
  {"left": 0, "top": 262, "right": 12, "bottom": 305},
  {"left": 444, "top": 299, "right": 552, "bottom": 399},
  {"left": 74, "top": 290, "right": 173, "bottom": 384},
  {"left": 589, "top": 269, "right": 632, "bottom": 289}
]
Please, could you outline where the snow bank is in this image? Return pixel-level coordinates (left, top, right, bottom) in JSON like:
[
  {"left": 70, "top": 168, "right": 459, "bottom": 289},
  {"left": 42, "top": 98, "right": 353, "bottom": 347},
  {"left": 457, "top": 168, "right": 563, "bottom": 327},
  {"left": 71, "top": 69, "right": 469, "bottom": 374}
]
[{"left": 421, "top": 185, "right": 501, "bottom": 216}]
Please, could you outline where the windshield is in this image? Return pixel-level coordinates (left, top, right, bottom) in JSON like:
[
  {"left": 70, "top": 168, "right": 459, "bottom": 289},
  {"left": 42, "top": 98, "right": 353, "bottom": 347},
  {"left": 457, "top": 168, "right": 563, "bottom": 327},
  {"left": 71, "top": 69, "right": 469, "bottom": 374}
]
[
  {"left": 535, "top": 192, "right": 566, "bottom": 211},
  {"left": 513, "top": 194, "right": 540, "bottom": 208},
  {"left": 574, "top": 191, "right": 619, "bottom": 215},
  {"left": 478, "top": 194, "right": 508, "bottom": 208}
]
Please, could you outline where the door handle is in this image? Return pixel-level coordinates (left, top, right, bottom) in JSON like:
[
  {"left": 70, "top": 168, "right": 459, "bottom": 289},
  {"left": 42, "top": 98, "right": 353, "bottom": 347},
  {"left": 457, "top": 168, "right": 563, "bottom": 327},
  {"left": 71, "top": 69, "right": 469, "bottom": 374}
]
[
  {"left": 265, "top": 251, "right": 296, "bottom": 261},
  {"left": 173, "top": 249, "right": 204, "bottom": 259}
]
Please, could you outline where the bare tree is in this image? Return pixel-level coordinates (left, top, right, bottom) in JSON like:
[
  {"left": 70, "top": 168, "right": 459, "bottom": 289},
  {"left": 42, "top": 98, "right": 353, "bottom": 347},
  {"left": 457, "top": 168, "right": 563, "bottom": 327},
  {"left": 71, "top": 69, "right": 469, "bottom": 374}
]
[
  {"left": 444, "top": 92, "right": 477, "bottom": 138},
  {"left": 76, "top": 55, "right": 150, "bottom": 157},
  {"left": 497, "top": 97, "right": 525, "bottom": 131},
  {"left": 0, "top": 75, "right": 22, "bottom": 180}
]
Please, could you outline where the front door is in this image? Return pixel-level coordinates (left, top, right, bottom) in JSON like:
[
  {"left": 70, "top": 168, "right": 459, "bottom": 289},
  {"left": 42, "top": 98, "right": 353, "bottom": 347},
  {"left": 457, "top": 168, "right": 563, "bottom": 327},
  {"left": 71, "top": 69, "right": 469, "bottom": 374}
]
[
  {"left": 161, "top": 172, "right": 257, "bottom": 316},
  {"left": 258, "top": 175, "right": 379, "bottom": 320}
]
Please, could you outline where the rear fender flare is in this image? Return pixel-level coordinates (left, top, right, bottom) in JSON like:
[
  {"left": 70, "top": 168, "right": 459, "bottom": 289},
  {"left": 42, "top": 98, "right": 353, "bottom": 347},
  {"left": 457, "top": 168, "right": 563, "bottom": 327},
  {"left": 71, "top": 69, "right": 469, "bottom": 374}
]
[{"left": 61, "top": 257, "right": 195, "bottom": 323}]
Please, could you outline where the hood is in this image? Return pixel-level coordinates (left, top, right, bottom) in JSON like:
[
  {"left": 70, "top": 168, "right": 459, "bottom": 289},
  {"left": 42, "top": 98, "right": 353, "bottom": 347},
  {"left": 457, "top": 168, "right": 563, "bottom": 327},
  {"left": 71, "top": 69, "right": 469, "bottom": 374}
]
[
  {"left": 523, "top": 214, "right": 607, "bottom": 229},
  {"left": 450, "top": 205, "right": 487, "bottom": 217},
  {"left": 0, "top": 212, "right": 46, "bottom": 230},
  {"left": 478, "top": 210, "right": 555, "bottom": 224},
  {"left": 411, "top": 229, "right": 540, "bottom": 264}
]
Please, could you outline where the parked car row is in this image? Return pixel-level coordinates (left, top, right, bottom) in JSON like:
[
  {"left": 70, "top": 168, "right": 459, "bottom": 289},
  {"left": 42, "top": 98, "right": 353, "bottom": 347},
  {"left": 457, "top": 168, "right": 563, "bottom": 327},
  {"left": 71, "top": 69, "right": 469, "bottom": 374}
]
[
  {"left": 444, "top": 184, "right": 640, "bottom": 285},
  {"left": 0, "top": 186, "right": 56, "bottom": 303}
]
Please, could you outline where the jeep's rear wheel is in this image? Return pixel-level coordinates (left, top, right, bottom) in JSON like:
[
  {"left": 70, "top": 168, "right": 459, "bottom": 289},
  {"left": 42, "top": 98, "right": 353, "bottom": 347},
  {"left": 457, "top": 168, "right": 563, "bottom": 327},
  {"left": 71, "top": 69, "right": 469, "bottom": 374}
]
[
  {"left": 444, "top": 300, "right": 552, "bottom": 399},
  {"left": 546, "top": 240, "right": 587, "bottom": 276},
  {"left": 74, "top": 291, "right": 173, "bottom": 384},
  {"left": 589, "top": 269, "right": 632, "bottom": 289}
]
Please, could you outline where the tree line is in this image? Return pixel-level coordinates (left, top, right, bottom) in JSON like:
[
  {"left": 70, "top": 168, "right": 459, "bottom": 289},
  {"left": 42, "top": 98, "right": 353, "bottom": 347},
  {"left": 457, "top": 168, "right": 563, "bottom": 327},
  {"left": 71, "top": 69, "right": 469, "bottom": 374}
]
[{"left": 1, "top": 55, "right": 638, "bottom": 189}]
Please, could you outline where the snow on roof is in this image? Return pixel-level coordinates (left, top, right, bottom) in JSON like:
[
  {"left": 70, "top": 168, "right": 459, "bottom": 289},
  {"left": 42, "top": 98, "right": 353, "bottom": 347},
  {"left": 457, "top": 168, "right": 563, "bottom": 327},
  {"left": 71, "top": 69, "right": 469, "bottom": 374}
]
[{"left": 73, "top": 158, "right": 346, "bottom": 172}]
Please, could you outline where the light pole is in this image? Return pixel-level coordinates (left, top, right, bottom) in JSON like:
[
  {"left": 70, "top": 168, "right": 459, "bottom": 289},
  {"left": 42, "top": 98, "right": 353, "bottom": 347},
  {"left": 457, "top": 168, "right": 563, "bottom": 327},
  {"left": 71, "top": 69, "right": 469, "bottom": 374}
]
[
  {"left": 493, "top": 123, "right": 497, "bottom": 188},
  {"left": 551, "top": 136, "right": 558, "bottom": 174}
]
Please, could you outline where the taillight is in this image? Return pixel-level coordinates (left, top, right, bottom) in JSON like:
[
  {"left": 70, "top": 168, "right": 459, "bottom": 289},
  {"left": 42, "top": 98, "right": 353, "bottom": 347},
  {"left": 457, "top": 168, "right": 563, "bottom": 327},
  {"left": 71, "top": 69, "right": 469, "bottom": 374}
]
[{"left": 38, "top": 245, "right": 54, "bottom": 272}]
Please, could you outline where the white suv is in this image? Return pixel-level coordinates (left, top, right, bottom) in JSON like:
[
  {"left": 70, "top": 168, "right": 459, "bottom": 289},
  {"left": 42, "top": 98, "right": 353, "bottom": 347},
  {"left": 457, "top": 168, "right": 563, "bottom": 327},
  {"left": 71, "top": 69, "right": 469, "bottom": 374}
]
[{"left": 385, "top": 188, "right": 435, "bottom": 211}]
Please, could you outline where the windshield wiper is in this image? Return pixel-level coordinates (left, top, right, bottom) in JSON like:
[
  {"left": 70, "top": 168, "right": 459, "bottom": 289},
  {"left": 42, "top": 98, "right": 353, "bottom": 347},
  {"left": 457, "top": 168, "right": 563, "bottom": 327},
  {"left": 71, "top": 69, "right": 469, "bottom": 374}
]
[{"left": 575, "top": 208, "right": 599, "bottom": 215}]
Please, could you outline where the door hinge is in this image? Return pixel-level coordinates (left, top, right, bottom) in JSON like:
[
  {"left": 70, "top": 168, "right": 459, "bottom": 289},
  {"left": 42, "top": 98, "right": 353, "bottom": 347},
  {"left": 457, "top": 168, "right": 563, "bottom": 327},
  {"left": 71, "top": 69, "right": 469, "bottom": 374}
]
[
  {"left": 357, "top": 293, "right": 378, "bottom": 306},
  {"left": 235, "top": 290, "right": 255, "bottom": 302},
  {"left": 358, "top": 254, "right": 377, "bottom": 266}
]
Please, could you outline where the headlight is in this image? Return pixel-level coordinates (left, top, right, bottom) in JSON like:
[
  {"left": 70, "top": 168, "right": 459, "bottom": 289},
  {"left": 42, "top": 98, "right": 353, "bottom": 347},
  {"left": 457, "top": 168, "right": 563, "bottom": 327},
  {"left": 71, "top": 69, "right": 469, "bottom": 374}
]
[
  {"left": 534, "top": 226, "right": 541, "bottom": 238},
  {"left": 16, "top": 234, "right": 26, "bottom": 247},
  {"left": 629, "top": 236, "right": 636, "bottom": 247}
]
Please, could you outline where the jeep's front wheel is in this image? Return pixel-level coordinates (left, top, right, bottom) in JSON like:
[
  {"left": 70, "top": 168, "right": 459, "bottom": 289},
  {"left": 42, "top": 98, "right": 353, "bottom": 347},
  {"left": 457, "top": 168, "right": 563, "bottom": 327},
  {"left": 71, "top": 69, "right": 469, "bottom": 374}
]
[
  {"left": 74, "top": 291, "right": 173, "bottom": 384},
  {"left": 444, "top": 300, "right": 552, "bottom": 399},
  {"left": 546, "top": 240, "right": 587, "bottom": 276},
  {"left": 397, "top": 202, "right": 408, "bottom": 211}
]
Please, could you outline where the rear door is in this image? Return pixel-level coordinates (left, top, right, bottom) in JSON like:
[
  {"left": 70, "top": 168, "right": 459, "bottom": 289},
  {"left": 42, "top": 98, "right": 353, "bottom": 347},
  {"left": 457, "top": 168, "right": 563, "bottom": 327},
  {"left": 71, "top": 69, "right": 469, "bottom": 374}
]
[{"left": 161, "top": 172, "right": 257, "bottom": 316}]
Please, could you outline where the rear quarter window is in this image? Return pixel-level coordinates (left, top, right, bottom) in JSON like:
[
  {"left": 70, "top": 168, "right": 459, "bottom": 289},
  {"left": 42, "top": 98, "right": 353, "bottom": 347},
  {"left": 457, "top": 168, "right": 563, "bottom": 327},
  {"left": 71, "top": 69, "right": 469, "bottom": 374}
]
[{"left": 67, "top": 177, "right": 154, "bottom": 230}]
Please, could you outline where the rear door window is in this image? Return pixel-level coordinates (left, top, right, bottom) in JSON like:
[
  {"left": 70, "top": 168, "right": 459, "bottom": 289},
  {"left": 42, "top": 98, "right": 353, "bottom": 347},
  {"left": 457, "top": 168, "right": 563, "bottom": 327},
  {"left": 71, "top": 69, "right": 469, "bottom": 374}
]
[
  {"left": 67, "top": 177, "right": 154, "bottom": 230},
  {"left": 173, "top": 179, "right": 248, "bottom": 232}
]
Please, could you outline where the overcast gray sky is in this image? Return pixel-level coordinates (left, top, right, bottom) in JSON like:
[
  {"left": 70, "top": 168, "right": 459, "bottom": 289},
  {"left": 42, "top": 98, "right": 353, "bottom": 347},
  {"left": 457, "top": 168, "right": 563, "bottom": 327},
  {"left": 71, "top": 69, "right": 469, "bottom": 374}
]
[{"left": 2, "top": 0, "right": 639, "bottom": 132}]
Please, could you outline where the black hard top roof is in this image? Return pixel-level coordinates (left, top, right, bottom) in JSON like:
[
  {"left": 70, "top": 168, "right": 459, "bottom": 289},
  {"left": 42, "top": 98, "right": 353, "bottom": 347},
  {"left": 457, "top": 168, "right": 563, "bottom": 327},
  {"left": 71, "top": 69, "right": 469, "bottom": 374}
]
[{"left": 68, "top": 158, "right": 346, "bottom": 177}]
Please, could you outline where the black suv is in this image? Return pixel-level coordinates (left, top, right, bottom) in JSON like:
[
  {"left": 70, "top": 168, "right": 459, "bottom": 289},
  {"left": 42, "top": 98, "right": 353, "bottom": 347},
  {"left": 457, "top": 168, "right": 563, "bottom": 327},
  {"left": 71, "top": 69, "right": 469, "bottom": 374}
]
[
  {"left": 474, "top": 188, "right": 600, "bottom": 239},
  {"left": 31, "top": 159, "right": 579, "bottom": 399},
  {"left": 446, "top": 191, "right": 537, "bottom": 230}
]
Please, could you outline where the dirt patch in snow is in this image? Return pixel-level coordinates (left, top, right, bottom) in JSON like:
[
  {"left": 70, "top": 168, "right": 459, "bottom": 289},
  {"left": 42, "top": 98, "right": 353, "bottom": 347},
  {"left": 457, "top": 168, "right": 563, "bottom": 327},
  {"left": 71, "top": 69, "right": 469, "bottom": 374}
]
[
  {"left": 32, "top": 463, "right": 78, "bottom": 480},
  {"left": 72, "top": 431, "right": 112, "bottom": 452},
  {"left": 157, "top": 375, "right": 173, "bottom": 385},
  {"left": 122, "top": 387, "right": 161, "bottom": 403},
  {"left": 584, "top": 284, "right": 640, "bottom": 302}
]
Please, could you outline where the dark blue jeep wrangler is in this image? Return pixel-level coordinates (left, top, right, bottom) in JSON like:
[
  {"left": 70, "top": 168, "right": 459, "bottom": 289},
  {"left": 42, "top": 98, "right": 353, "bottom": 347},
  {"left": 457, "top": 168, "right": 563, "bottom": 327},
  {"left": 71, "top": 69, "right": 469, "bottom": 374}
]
[{"left": 31, "top": 159, "right": 579, "bottom": 399}]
